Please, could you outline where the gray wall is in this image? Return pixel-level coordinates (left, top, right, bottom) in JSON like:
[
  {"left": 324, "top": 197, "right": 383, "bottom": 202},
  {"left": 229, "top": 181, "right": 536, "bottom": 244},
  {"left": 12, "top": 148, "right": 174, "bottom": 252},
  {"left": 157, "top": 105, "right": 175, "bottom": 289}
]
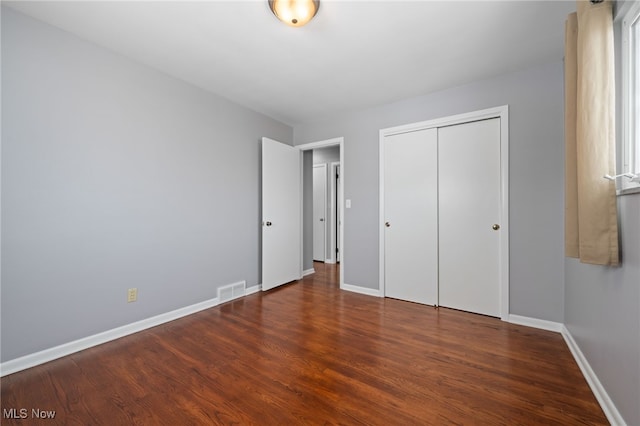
[
  {"left": 563, "top": 3, "right": 640, "bottom": 424},
  {"left": 1, "top": 8, "right": 292, "bottom": 362},
  {"left": 295, "top": 61, "right": 566, "bottom": 323},
  {"left": 565, "top": 197, "right": 639, "bottom": 425}
]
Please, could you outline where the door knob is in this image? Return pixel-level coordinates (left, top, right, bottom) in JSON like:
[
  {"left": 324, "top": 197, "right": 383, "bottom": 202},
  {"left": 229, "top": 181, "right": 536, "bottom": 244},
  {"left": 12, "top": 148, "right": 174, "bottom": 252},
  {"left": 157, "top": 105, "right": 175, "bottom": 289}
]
[
  {"left": 385, "top": 222, "right": 391, "bottom": 228},
  {"left": 320, "top": 218, "right": 324, "bottom": 222},
  {"left": 492, "top": 224, "right": 500, "bottom": 230},
  {"left": 265, "top": 221, "right": 272, "bottom": 227}
]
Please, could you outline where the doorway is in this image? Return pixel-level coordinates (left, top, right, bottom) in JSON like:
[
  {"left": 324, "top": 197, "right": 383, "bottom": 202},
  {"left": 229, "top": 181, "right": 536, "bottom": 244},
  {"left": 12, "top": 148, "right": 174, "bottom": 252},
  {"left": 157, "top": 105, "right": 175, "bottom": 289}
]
[{"left": 298, "top": 137, "right": 345, "bottom": 288}]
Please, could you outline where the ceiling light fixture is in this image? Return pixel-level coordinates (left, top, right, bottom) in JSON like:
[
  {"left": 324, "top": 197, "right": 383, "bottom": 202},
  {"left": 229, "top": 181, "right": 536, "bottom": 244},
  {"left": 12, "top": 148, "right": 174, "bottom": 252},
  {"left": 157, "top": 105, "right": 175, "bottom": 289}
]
[{"left": 269, "top": 0, "right": 320, "bottom": 27}]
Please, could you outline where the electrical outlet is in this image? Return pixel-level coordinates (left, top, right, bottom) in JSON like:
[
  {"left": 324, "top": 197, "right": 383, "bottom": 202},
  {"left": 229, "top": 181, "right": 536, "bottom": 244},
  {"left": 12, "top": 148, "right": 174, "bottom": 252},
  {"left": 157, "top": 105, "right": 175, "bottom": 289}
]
[{"left": 127, "top": 288, "right": 138, "bottom": 303}]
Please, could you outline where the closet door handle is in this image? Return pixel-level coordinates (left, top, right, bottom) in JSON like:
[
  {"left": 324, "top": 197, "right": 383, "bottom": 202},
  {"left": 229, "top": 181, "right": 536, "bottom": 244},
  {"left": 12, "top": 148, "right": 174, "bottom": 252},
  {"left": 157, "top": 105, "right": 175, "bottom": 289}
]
[
  {"left": 492, "top": 224, "right": 500, "bottom": 230},
  {"left": 385, "top": 222, "right": 391, "bottom": 228}
]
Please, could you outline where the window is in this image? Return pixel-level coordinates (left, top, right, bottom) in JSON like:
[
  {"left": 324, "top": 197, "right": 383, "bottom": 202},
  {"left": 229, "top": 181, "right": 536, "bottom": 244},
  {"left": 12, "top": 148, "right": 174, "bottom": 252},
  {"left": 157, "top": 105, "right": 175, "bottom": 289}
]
[{"left": 621, "top": 1, "right": 640, "bottom": 193}]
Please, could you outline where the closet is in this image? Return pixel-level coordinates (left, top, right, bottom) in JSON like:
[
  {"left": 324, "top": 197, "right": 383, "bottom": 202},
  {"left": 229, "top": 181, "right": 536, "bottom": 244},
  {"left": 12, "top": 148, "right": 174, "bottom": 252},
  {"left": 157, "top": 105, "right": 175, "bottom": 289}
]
[{"left": 380, "top": 108, "right": 507, "bottom": 318}]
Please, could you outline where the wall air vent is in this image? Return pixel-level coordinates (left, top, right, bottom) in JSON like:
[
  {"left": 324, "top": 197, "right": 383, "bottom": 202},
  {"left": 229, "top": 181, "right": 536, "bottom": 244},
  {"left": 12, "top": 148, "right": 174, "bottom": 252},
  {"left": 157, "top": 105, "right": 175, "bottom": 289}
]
[{"left": 217, "top": 281, "right": 246, "bottom": 304}]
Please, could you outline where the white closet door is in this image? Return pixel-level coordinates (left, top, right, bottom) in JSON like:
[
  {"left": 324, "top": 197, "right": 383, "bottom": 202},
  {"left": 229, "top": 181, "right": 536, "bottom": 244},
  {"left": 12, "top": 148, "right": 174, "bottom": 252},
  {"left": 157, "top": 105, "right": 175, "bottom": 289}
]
[
  {"left": 384, "top": 129, "right": 438, "bottom": 305},
  {"left": 438, "top": 118, "right": 501, "bottom": 317}
]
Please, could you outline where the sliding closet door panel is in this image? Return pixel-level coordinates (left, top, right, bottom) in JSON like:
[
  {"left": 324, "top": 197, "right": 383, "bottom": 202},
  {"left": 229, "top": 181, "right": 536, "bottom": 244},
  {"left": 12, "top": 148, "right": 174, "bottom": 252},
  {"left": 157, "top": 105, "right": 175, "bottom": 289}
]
[
  {"left": 384, "top": 129, "right": 438, "bottom": 305},
  {"left": 438, "top": 118, "right": 501, "bottom": 317}
]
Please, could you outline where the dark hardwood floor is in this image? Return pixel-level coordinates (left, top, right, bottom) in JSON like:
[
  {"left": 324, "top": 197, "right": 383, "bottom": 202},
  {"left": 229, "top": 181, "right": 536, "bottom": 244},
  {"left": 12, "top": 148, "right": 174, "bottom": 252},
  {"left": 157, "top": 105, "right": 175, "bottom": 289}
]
[{"left": 1, "top": 262, "right": 607, "bottom": 425}]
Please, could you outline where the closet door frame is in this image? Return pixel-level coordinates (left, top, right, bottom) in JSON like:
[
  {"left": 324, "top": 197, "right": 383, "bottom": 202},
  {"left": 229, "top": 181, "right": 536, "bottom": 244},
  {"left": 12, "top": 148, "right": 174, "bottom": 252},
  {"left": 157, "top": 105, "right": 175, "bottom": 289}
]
[{"left": 378, "top": 105, "right": 509, "bottom": 321}]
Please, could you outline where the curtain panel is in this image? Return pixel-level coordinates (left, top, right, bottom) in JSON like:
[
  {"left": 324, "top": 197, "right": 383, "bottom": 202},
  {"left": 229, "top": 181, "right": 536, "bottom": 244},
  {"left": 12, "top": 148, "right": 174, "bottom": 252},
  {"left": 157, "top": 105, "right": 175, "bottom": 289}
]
[{"left": 564, "top": 0, "right": 619, "bottom": 266}]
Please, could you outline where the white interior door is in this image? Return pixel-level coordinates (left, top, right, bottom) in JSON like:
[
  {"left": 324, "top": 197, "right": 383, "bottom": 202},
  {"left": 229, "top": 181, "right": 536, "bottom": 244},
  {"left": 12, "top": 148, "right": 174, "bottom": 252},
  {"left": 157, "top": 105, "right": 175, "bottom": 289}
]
[
  {"left": 313, "top": 164, "right": 327, "bottom": 261},
  {"left": 438, "top": 118, "right": 501, "bottom": 316},
  {"left": 262, "top": 137, "right": 301, "bottom": 291},
  {"left": 383, "top": 129, "right": 438, "bottom": 305}
]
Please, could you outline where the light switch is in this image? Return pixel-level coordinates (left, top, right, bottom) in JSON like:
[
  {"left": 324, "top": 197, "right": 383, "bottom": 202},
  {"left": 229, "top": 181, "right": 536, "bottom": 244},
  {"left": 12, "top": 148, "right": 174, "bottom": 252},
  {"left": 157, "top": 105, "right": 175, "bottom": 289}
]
[{"left": 346, "top": 199, "right": 352, "bottom": 208}]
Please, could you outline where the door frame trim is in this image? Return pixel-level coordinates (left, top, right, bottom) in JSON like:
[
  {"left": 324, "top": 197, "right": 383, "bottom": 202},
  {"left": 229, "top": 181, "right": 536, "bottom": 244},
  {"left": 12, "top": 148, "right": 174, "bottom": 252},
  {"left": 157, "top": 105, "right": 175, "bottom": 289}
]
[
  {"left": 379, "top": 105, "right": 509, "bottom": 320},
  {"left": 297, "top": 137, "right": 345, "bottom": 289}
]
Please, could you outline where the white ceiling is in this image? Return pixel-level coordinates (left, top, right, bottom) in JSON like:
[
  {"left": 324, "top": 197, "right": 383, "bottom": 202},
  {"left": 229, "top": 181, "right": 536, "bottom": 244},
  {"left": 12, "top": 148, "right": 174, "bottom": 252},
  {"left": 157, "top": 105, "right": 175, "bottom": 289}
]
[{"left": 5, "top": 0, "right": 576, "bottom": 126}]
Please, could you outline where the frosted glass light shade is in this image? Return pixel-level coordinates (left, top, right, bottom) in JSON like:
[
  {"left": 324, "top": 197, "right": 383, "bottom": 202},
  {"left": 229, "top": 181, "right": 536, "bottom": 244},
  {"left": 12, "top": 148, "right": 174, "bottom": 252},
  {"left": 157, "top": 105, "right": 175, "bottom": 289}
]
[{"left": 269, "top": 0, "right": 320, "bottom": 27}]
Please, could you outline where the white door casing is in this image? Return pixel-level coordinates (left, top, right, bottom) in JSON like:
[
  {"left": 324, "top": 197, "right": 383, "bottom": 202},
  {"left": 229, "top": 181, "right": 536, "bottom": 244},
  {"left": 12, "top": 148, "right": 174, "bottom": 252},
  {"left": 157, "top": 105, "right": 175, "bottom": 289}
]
[
  {"left": 438, "top": 118, "right": 501, "bottom": 317},
  {"left": 383, "top": 129, "right": 439, "bottom": 306},
  {"left": 313, "top": 164, "right": 327, "bottom": 262},
  {"left": 262, "top": 137, "right": 301, "bottom": 291}
]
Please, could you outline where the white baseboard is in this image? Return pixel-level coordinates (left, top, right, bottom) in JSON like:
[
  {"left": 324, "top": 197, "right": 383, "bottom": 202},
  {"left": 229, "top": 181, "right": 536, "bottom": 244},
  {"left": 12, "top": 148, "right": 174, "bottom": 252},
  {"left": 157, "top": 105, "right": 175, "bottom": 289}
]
[
  {"left": 341, "top": 282, "right": 383, "bottom": 297},
  {"left": 245, "top": 284, "right": 261, "bottom": 295},
  {"left": 303, "top": 268, "right": 315, "bottom": 277},
  {"left": 506, "top": 315, "right": 624, "bottom": 425},
  {"left": 325, "top": 258, "right": 336, "bottom": 264},
  {"left": 507, "top": 314, "right": 563, "bottom": 332},
  {"left": 1, "top": 293, "right": 226, "bottom": 377},
  {"left": 561, "top": 326, "right": 626, "bottom": 426}
]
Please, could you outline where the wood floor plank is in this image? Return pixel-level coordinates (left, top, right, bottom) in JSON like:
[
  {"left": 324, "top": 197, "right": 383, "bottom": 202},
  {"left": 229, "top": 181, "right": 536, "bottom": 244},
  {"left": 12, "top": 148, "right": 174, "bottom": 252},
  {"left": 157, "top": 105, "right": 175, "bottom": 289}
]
[{"left": 1, "top": 262, "right": 607, "bottom": 425}]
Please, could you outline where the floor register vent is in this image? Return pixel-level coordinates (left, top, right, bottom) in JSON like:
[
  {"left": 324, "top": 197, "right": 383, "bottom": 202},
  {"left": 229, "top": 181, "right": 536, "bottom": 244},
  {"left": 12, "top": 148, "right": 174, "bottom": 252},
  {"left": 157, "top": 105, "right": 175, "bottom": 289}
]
[{"left": 218, "top": 281, "right": 246, "bottom": 303}]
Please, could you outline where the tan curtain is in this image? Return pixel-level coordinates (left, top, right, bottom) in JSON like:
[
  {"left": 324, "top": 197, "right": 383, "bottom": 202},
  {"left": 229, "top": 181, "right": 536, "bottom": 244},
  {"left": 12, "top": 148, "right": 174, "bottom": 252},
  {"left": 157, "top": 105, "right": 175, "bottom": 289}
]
[{"left": 564, "top": 0, "right": 619, "bottom": 266}]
